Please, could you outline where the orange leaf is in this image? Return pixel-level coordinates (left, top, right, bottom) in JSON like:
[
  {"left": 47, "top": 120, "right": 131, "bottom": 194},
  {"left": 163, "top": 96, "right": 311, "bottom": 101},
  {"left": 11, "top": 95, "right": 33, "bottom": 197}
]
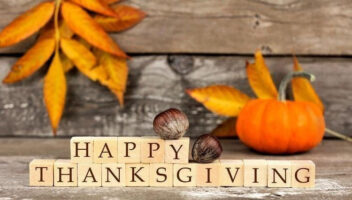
[
  {"left": 61, "top": 2, "right": 127, "bottom": 58},
  {"left": 292, "top": 57, "right": 324, "bottom": 112},
  {"left": 44, "top": 52, "right": 67, "bottom": 135},
  {"left": 103, "top": 0, "right": 121, "bottom": 4},
  {"left": 59, "top": 21, "right": 74, "bottom": 39},
  {"left": 247, "top": 50, "right": 278, "bottom": 99},
  {"left": 211, "top": 117, "right": 237, "bottom": 138},
  {"left": 0, "top": 2, "right": 55, "bottom": 47},
  {"left": 2, "top": 24, "right": 55, "bottom": 83},
  {"left": 61, "top": 52, "right": 74, "bottom": 73},
  {"left": 60, "top": 37, "right": 97, "bottom": 77},
  {"left": 95, "top": 5, "right": 146, "bottom": 32},
  {"left": 187, "top": 85, "right": 251, "bottom": 117},
  {"left": 69, "top": 0, "right": 117, "bottom": 17}
]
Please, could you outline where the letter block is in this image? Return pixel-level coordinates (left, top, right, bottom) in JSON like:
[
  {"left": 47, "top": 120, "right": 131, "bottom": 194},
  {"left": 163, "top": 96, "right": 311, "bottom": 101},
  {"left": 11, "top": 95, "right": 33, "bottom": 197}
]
[
  {"left": 93, "top": 137, "right": 118, "bottom": 163},
  {"left": 268, "top": 160, "right": 291, "bottom": 187},
  {"left": 291, "top": 160, "right": 315, "bottom": 188},
  {"left": 70, "top": 137, "right": 94, "bottom": 163},
  {"left": 165, "top": 137, "right": 190, "bottom": 164},
  {"left": 220, "top": 160, "right": 244, "bottom": 187},
  {"left": 102, "top": 163, "right": 126, "bottom": 187},
  {"left": 117, "top": 137, "right": 141, "bottom": 163},
  {"left": 141, "top": 137, "right": 165, "bottom": 163},
  {"left": 78, "top": 163, "right": 102, "bottom": 187},
  {"left": 243, "top": 159, "right": 267, "bottom": 187},
  {"left": 196, "top": 162, "right": 221, "bottom": 187},
  {"left": 29, "top": 159, "right": 55, "bottom": 186},
  {"left": 150, "top": 163, "right": 173, "bottom": 187},
  {"left": 173, "top": 163, "right": 196, "bottom": 186},
  {"left": 54, "top": 160, "right": 78, "bottom": 187},
  {"left": 126, "top": 164, "right": 149, "bottom": 186}
]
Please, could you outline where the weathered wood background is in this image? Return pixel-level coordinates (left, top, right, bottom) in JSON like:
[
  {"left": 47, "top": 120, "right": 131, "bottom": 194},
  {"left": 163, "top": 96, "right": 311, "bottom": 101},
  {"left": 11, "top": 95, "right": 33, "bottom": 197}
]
[{"left": 0, "top": 0, "right": 351, "bottom": 137}]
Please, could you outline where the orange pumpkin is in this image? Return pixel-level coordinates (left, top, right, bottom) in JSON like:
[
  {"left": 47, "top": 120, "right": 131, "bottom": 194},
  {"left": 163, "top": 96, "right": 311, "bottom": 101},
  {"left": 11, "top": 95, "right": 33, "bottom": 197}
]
[{"left": 236, "top": 72, "right": 325, "bottom": 154}]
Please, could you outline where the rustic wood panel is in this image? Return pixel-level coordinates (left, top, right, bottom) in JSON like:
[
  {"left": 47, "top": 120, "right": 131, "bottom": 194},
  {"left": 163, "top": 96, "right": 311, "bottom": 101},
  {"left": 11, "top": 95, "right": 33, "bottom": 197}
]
[
  {"left": 0, "top": 55, "right": 351, "bottom": 137},
  {"left": 0, "top": 139, "right": 351, "bottom": 199},
  {"left": 1, "top": 0, "right": 352, "bottom": 55}
]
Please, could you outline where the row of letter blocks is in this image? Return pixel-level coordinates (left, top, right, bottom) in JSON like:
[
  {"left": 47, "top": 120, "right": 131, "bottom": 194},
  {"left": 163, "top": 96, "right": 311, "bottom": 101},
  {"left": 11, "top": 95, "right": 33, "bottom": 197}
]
[{"left": 29, "top": 137, "right": 315, "bottom": 187}]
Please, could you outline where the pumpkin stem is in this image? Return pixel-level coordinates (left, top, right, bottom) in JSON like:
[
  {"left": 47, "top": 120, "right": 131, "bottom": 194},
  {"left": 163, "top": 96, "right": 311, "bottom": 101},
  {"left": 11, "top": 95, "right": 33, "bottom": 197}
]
[
  {"left": 278, "top": 71, "right": 315, "bottom": 101},
  {"left": 325, "top": 128, "right": 352, "bottom": 143}
]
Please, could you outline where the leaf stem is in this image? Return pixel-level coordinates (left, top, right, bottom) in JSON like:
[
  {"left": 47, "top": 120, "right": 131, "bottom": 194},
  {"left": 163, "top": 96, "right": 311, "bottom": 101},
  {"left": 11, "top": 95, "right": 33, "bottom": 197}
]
[
  {"left": 54, "top": 0, "right": 62, "bottom": 52},
  {"left": 278, "top": 71, "right": 315, "bottom": 101},
  {"left": 325, "top": 128, "right": 352, "bottom": 143}
]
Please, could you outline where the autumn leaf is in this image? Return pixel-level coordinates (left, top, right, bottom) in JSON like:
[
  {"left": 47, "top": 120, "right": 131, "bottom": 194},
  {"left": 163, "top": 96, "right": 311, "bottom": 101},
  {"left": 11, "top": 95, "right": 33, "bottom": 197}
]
[
  {"left": 59, "top": 21, "right": 74, "bottom": 39},
  {"left": 187, "top": 85, "right": 251, "bottom": 117},
  {"left": 69, "top": 0, "right": 118, "bottom": 17},
  {"left": 95, "top": 5, "right": 146, "bottom": 32},
  {"left": 0, "top": 2, "right": 54, "bottom": 47},
  {"left": 247, "top": 50, "right": 278, "bottom": 99},
  {"left": 2, "top": 24, "right": 55, "bottom": 83},
  {"left": 292, "top": 57, "right": 324, "bottom": 112},
  {"left": 211, "top": 117, "right": 237, "bottom": 138},
  {"left": 103, "top": 0, "right": 121, "bottom": 4},
  {"left": 61, "top": 2, "right": 127, "bottom": 58},
  {"left": 61, "top": 52, "right": 74, "bottom": 73},
  {"left": 44, "top": 52, "right": 67, "bottom": 135}
]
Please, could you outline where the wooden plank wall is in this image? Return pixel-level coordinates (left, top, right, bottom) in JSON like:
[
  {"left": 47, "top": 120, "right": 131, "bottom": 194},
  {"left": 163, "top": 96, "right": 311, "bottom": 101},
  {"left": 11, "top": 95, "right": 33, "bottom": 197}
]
[{"left": 0, "top": 0, "right": 351, "bottom": 137}]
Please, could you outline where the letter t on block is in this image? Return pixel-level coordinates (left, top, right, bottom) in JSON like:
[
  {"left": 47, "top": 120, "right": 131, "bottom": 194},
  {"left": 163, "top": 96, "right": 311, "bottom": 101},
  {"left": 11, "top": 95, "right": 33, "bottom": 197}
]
[
  {"left": 29, "top": 159, "right": 55, "bottom": 186},
  {"left": 70, "top": 137, "right": 94, "bottom": 163},
  {"left": 291, "top": 160, "right": 315, "bottom": 188},
  {"left": 165, "top": 137, "right": 190, "bottom": 164}
]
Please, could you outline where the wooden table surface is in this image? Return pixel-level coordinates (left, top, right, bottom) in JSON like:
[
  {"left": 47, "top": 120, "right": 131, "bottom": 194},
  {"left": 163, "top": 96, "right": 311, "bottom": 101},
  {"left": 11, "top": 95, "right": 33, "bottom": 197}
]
[{"left": 0, "top": 138, "right": 351, "bottom": 200}]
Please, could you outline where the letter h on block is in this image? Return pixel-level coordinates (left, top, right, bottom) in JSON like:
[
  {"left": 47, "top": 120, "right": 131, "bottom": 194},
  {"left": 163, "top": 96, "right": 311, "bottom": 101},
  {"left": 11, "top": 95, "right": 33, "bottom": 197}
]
[
  {"left": 71, "top": 137, "right": 94, "bottom": 163},
  {"left": 54, "top": 160, "right": 78, "bottom": 187}
]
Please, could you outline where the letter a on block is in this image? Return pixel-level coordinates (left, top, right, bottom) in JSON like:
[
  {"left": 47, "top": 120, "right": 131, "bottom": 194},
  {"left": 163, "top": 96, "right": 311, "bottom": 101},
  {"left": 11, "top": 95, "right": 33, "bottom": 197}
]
[
  {"left": 165, "top": 137, "right": 190, "bottom": 164},
  {"left": 220, "top": 160, "right": 244, "bottom": 186},
  {"left": 70, "top": 137, "right": 94, "bottom": 163},
  {"left": 126, "top": 164, "right": 149, "bottom": 186},
  {"left": 117, "top": 137, "right": 141, "bottom": 163},
  {"left": 54, "top": 160, "right": 78, "bottom": 187},
  {"left": 29, "top": 159, "right": 55, "bottom": 186},
  {"left": 291, "top": 160, "right": 315, "bottom": 188},
  {"left": 93, "top": 137, "right": 118, "bottom": 163},
  {"left": 78, "top": 163, "right": 102, "bottom": 187},
  {"left": 102, "top": 163, "right": 126, "bottom": 187},
  {"left": 267, "top": 160, "right": 291, "bottom": 187},
  {"left": 243, "top": 159, "right": 267, "bottom": 187}
]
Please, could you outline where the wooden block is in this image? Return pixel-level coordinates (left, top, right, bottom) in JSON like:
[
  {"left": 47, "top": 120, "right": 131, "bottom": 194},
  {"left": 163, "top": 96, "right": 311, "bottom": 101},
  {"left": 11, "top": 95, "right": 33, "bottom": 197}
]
[
  {"left": 220, "top": 160, "right": 244, "bottom": 187},
  {"left": 141, "top": 137, "right": 165, "bottom": 163},
  {"left": 291, "top": 160, "right": 315, "bottom": 188},
  {"left": 29, "top": 159, "right": 55, "bottom": 186},
  {"left": 165, "top": 137, "right": 190, "bottom": 164},
  {"left": 196, "top": 161, "right": 221, "bottom": 187},
  {"left": 243, "top": 159, "right": 267, "bottom": 187},
  {"left": 173, "top": 163, "right": 196, "bottom": 186},
  {"left": 102, "top": 163, "right": 126, "bottom": 187},
  {"left": 78, "top": 163, "right": 102, "bottom": 187},
  {"left": 54, "top": 160, "right": 78, "bottom": 187},
  {"left": 93, "top": 137, "right": 118, "bottom": 163},
  {"left": 70, "top": 137, "right": 94, "bottom": 163},
  {"left": 126, "top": 164, "right": 149, "bottom": 186},
  {"left": 267, "top": 160, "right": 291, "bottom": 187},
  {"left": 149, "top": 163, "right": 173, "bottom": 187},
  {"left": 117, "top": 137, "right": 141, "bottom": 163}
]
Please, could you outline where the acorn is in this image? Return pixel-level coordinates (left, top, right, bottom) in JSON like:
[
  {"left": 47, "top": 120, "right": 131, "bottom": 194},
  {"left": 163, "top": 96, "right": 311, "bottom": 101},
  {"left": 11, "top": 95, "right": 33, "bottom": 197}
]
[
  {"left": 192, "top": 134, "right": 223, "bottom": 163},
  {"left": 153, "top": 108, "right": 189, "bottom": 140}
]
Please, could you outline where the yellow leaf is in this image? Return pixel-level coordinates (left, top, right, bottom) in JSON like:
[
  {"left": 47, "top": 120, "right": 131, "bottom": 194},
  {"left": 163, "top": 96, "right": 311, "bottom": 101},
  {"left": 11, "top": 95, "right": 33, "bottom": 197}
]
[
  {"left": 61, "top": 52, "right": 74, "bottom": 73},
  {"left": 292, "top": 57, "right": 324, "bottom": 112},
  {"left": 60, "top": 38, "right": 97, "bottom": 77},
  {"left": 95, "top": 5, "right": 146, "bottom": 32},
  {"left": 59, "top": 21, "right": 74, "bottom": 39},
  {"left": 211, "top": 117, "right": 237, "bottom": 138},
  {"left": 247, "top": 50, "right": 278, "bottom": 99},
  {"left": 102, "top": 0, "right": 120, "bottom": 4},
  {"left": 61, "top": 2, "right": 127, "bottom": 58},
  {"left": 44, "top": 52, "right": 67, "bottom": 135},
  {"left": 69, "top": 0, "right": 118, "bottom": 17},
  {"left": 110, "top": 88, "right": 125, "bottom": 106},
  {"left": 2, "top": 24, "right": 55, "bottom": 83},
  {"left": 187, "top": 85, "right": 251, "bottom": 117},
  {"left": 0, "top": 2, "right": 55, "bottom": 47}
]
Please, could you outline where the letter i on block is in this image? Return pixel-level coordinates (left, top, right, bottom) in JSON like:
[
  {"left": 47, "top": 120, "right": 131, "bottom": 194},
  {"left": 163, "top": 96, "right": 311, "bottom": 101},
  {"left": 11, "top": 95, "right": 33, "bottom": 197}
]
[
  {"left": 93, "top": 137, "right": 118, "bottom": 163},
  {"left": 102, "top": 164, "right": 126, "bottom": 186},
  {"left": 165, "top": 137, "right": 190, "bottom": 164},
  {"left": 268, "top": 160, "right": 291, "bottom": 187},
  {"left": 78, "top": 163, "right": 102, "bottom": 187},
  {"left": 29, "top": 159, "right": 55, "bottom": 186},
  {"left": 54, "top": 160, "right": 78, "bottom": 187},
  {"left": 291, "top": 160, "right": 315, "bottom": 188},
  {"left": 141, "top": 137, "right": 165, "bottom": 163},
  {"left": 150, "top": 163, "right": 173, "bottom": 187},
  {"left": 243, "top": 159, "right": 267, "bottom": 187},
  {"left": 173, "top": 163, "right": 196, "bottom": 186},
  {"left": 71, "top": 137, "right": 94, "bottom": 163},
  {"left": 196, "top": 161, "right": 221, "bottom": 186},
  {"left": 126, "top": 164, "right": 149, "bottom": 186},
  {"left": 219, "top": 160, "right": 244, "bottom": 186},
  {"left": 117, "top": 137, "right": 141, "bottom": 163}
]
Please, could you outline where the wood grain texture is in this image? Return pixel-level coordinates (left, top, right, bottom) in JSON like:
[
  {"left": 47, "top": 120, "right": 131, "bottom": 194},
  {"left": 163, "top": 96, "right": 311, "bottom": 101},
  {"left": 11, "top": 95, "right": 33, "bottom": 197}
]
[
  {"left": 0, "top": 55, "right": 351, "bottom": 137},
  {"left": 0, "top": 139, "right": 351, "bottom": 199},
  {"left": 1, "top": 0, "right": 352, "bottom": 54}
]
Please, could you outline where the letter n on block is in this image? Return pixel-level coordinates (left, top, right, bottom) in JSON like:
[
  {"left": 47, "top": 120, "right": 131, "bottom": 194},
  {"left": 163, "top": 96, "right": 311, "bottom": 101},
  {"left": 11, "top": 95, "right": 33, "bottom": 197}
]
[
  {"left": 54, "top": 160, "right": 77, "bottom": 187},
  {"left": 150, "top": 163, "right": 173, "bottom": 187},
  {"left": 173, "top": 163, "right": 196, "bottom": 186},
  {"left": 93, "top": 137, "right": 118, "bottom": 163},
  {"left": 102, "top": 164, "right": 126, "bottom": 187},
  {"left": 70, "top": 137, "right": 94, "bottom": 163},
  {"left": 126, "top": 164, "right": 149, "bottom": 186},
  {"left": 117, "top": 137, "right": 141, "bottom": 163},
  {"left": 165, "top": 137, "right": 189, "bottom": 164},
  {"left": 291, "top": 160, "right": 315, "bottom": 188},
  {"left": 220, "top": 160, "right": 244, "bottom": 186},
  {"left": 268, "top": 160, "right": 291, "bottom": 187},
  {"left": 29, "top": 159, "right": 55, "bottom": 186},
  {"left": 243, "top": 159, "right": 267, "bottom": 187}
]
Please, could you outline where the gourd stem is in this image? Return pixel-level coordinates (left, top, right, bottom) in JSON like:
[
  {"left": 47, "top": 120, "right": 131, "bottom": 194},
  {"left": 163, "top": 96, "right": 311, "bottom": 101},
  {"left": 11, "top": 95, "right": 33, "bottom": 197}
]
[
  {"left": 325, "top": 128, "right": 352, "bottom": 143},
  {"left": 278, "top": 71, "right": 315, "bottom": 101}
]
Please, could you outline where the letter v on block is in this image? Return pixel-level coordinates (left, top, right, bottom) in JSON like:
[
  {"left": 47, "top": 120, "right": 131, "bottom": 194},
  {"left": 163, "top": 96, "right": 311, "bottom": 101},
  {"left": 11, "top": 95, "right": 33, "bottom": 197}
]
[{"left": 220, "top": 160, "right": 244, "bottom": 186}]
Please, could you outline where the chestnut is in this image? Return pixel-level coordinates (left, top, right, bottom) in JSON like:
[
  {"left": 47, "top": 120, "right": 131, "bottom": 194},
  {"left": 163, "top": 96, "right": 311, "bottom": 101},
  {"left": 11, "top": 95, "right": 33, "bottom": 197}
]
[{"left": 192, "top": 134, "right": 223, "bottom": 163}]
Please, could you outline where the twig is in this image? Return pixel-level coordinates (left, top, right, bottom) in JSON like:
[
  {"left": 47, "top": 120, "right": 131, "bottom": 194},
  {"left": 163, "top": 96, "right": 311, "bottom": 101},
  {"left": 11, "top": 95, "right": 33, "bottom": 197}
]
[{"left": 325, "top": 128, "right": 352, "bottom": 143}]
